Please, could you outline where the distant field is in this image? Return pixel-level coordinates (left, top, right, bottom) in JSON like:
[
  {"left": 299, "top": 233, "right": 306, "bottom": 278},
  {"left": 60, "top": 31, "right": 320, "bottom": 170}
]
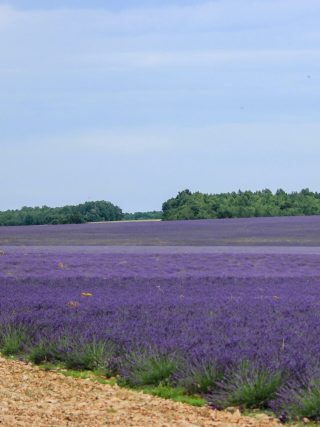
[
  {"left": 1, "top": 216, "right": 320, "bottom": 421},
  {"left": 1, "top": 215, "right": 320, "bottom": 246}
]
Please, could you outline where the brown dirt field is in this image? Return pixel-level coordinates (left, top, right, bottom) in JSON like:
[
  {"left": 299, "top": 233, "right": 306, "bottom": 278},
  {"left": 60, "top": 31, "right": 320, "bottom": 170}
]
[{"left": 0, "top": 357, "right": 281, "bottom": 427}]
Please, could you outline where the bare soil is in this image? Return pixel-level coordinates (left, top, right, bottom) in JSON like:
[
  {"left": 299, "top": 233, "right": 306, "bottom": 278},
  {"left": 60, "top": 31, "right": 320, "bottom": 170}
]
[{"left": 0, "top": 357, "right": 281, "bottom": 426}]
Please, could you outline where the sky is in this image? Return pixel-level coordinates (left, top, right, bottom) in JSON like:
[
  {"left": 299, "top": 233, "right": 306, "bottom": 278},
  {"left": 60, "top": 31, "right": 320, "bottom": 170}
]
[{"left": 1, "top": 0, "right": 319, "bottom": 212}]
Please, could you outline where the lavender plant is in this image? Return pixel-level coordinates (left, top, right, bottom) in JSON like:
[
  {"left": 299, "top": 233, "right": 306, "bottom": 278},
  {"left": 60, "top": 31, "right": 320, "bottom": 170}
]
[{"left": 209, "top": 361, "right": 283, "bottom": 409}]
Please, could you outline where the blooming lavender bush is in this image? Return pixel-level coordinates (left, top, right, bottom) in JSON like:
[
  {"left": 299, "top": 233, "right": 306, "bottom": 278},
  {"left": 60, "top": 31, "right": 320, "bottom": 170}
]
[{"left": 1, "top": 218, "right": 320, "bottom": 420}]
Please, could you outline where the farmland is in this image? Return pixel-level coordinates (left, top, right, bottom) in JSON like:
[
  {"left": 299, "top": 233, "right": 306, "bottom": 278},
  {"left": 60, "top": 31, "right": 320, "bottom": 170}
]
[
  {"left": 2, "top": 215, "right": 320, "bottom": 246},
  {"left": 1, "top": 217, "right": 320, "bottom": 421}
]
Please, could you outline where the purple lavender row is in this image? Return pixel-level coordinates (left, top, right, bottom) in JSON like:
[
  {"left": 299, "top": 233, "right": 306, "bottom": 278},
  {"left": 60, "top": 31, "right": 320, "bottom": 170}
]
[
  {"left": 2, "top": 251, "right": 320, "bottom": 279},
  {"left": 2, "top": 215, "right": 320, "bottom": 246}
]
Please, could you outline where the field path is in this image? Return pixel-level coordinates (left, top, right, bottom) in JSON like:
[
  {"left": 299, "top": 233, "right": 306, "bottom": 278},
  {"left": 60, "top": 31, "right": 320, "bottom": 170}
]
[{"left": 0, "top": 357, "right": 281, "bottom": 427}]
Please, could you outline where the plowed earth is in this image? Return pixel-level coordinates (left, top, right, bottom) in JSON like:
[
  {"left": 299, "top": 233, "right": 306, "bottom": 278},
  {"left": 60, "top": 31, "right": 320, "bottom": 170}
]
[{"left": 0, "top": 357, "right": 281, "bottom": 427}]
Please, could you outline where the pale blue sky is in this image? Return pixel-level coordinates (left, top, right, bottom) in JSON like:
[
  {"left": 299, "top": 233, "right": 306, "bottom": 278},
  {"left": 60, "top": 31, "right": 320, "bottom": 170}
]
[{"left": 1, "top": 0, "right": 319, "bottom": 212}]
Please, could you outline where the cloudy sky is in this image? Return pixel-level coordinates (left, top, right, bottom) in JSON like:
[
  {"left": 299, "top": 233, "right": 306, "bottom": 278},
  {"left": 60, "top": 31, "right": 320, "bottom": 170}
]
[{"left": 1, "top": 0, "right": 319, "bottom": 212}]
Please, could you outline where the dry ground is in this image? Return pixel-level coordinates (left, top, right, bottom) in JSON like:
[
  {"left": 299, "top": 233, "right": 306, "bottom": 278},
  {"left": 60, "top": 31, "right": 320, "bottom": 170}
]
[{"left": 0, "top": 356, "right": 281, "bottom": 427}]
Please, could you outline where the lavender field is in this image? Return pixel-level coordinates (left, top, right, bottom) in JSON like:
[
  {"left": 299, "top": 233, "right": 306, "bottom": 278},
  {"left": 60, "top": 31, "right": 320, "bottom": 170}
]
[
  {"left": 2, "top": 215, "right": 320, "bottom": 246},
  {"left": 1, "top": 217, "right": 320, "bottom": 421}
]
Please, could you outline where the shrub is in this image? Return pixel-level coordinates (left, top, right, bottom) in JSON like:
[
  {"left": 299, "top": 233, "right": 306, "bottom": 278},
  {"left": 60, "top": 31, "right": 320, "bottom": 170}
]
[
  {"left": 209, "top": 361, "right": 283, "bottom": 409},
  {"left": 65, "top": 340, "right": 114, "bottom": 371},
  {"left": 0, "top": 326, "right": 26, "bottom": 356},
  {"left": 178, "top": 361, "right": 223, "bottom": 394},
  {"left": 120, "top": 351, "right": 180, "bottom": 387},
  {"left": 276, "top": 378, "right": 320, "bottom": 421},
  {"left": 28, "top": 341, "right": 56, "bottom": 364}
]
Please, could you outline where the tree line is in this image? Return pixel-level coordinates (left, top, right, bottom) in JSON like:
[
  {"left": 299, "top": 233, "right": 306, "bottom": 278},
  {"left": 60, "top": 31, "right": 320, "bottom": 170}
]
[
  {"left": 162, "top": 188, "right": 320, "bottom": 220},
  {"left": 0, "top": 201, "right": 123, "bottom": 226},
  {"left": 0, "top": 200, "right": 162, "bottom": 226},
  {"left": 123, "top": 211, "right": 162, "bottom": 221},
  {"left": 2, "top": 188, "right": 320, "bottom": 226}
]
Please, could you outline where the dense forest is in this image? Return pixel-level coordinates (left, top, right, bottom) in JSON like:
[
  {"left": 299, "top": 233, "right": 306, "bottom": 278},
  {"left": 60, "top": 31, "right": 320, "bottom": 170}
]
[
  {"left": 0, "top": 201, "right": 123, "bottom": 226},
  {"left": 162, "top": 189, "right": 320, "bottom": 220}
]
